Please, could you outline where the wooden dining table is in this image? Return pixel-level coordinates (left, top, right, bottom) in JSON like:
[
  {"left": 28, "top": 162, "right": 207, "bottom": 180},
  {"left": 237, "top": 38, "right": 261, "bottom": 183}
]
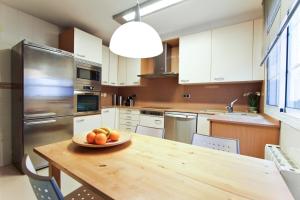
[{"left": 34, "top": 133, "right": 294, "bottom": 200}]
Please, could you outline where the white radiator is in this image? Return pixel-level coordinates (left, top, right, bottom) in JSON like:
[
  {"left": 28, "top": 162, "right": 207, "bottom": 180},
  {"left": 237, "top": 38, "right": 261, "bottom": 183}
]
[{"left": 265, "top": 144, "right": 300, "bottom": 199}]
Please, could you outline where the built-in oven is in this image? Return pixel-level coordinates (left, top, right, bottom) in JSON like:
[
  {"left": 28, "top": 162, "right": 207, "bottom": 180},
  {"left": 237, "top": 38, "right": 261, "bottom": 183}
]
[
  {"left": 74, "top": 90, "right": 101, "bottom": 115},
  {"left": 75, "top": 58, "right": 101, "bottom": 91}
]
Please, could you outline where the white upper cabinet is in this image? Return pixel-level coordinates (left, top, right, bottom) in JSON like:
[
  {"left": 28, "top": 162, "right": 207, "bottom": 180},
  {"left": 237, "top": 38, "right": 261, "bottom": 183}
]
[
  {"left": 253, "top": 19, "right": 265, "bottom": 81},
  {"left": 179, "top": 31, "right": 212, "bottom": 84},
  {"left": 109, "top": 51, "right": 118, "bottom": 86},
  {"left": 118, "top": 56, "right": 127, "bottom": 86},
  {"left": 211, "top": 21, "right": 253, "bottom": 82},
  {"left": 126, "top": 58, "right": 141, "bottom": 86},
  {"left": 101, "top": 108, "right": 116, "bottom": 129},
  {"left": 74, "top": 28, "right": 102, "bottom": 64},
  {"left": 102, "top": 45, "right": 110, "bottom": 85}
]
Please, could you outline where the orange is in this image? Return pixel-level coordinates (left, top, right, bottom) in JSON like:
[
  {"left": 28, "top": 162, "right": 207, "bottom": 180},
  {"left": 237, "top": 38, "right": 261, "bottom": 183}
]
[
  {"left": 109, "top": 131, "right": 120, "bottom": 141},
  {"left": 95, "top": 133, "right": 107, "bottom": 145},
  {"left": 86, "top": 132, "right": 96, "bottom": 144}
]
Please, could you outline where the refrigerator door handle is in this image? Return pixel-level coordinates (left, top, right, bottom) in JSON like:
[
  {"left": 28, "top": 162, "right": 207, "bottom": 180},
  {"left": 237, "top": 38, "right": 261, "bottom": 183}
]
[
  {"left": 24, "top": 119, "right": 57, "bottom": 126},
  {"left": 24, "top": 112, "right": 57, "bottom": 119}
]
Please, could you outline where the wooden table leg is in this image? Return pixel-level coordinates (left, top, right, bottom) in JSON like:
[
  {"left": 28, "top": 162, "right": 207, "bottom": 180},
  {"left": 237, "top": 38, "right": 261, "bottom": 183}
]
[{"left": 49, "top": 163, "right": 61, "bottom": 188}]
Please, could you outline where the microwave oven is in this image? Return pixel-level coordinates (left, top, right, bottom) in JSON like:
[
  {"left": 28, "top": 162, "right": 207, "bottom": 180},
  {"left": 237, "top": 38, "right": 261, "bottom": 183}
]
[{"left": 75, "top": 59, "right": 101, "bottom": 91}]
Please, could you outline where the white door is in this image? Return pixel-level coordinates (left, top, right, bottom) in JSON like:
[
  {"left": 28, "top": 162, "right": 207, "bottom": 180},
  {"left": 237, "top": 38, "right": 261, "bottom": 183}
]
[
  {"left": 102, "top": 45, "right": 110, "bottom": 85},
  {"left": 101, "top": 108, "right": 116, "bottom": 129},
  {"left": 73, "top": 114, "right": 102, "bottom": 137},
  {"left": 196, "top": 114, "right": 210, "bottom": 136},
  {"left": 253, "top": 18, "right": 265, "bottom": 81},
  {"left": 109, "top": 51, "right": 118, "bottom": 86},
  {"left": 179, "top": 30, "right": 212, "bottom": 84},
  {"left": 126, "top": 58, "right": 141, "bottom": 86},
  {"left": 211, "top": 21, "right": 253, "bottom": 82},
  {"left": 118, "top": 56, "right": 127, "bottom": 86},
  {"left": 74, "top": 28, "right": 102, "bottom": 64}
]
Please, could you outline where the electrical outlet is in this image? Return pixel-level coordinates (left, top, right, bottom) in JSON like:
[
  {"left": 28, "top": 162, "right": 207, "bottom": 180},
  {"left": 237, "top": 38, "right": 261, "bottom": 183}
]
[{"left": 182, "top": 93, "right": 191, "bottom": 99}]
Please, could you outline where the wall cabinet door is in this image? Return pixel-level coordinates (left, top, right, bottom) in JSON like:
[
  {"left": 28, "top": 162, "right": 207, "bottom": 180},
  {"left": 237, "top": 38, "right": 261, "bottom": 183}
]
[
  {"left": 74, "top": 28, "right": 102, "bottom": 64},
  {"left": 126, "top": 58, "right": 141, "bottom": 86},
  {"left": 211, "top": 21, "right": 253, "bottom": 82},
  {"left": 253, "top": 19, "right": 265, "bottom": 81},
  {"left": 74, "top": 114, "right": 102, "bottom": 137},
  {"left": 109, "top": 51, "right": 118, "bottom": 86},
  {"left": 179, "top": 31, "right": 212, "bottom": 84},
  {"left": 101, "top": 108, "right": 116, "bottom": 129},
  {"left": 118, "top": 56, "right": 127, "bottom": 86},
  {"left": 102, "top": 45, "right": 110, "bottom": 85}
]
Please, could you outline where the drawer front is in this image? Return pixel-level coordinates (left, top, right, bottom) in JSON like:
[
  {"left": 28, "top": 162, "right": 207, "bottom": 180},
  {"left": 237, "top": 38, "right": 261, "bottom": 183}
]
[
  {"left": 139, "top": 115, "right": 164, "bottom": 129},
  {"left": 120, "top": 113, "right": 140, "bottom": 121},
  {"left": 120, "top": 109, "right": 140, "bottom": 115},
  {"left": 119, "top": 119, "right": 139, "bottom": 127},
  {"left": 119, "top": 125, "right": 136, "bottom": 132}
]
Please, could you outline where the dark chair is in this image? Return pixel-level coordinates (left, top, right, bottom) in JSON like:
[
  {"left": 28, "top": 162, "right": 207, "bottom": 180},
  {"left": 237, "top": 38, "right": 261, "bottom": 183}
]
[{"left": 22, "top": 154, "right": 105, "bottom": 200}]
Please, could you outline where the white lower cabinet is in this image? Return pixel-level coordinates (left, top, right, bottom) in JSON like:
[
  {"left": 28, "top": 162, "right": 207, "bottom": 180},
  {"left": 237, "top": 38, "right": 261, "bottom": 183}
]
[
  {"left": 196, "top": 114, "right": 210, "bottom": 136},
  {"left": 73, "top": 114, "right": 102, "bottom": 137},
  {"left": 139, "top": 115, "right": 164, "bottom": 129},
  {"left": 119, "top": 109, "right": 140, "bottom": 132},
  {"left": 101, "top": 108, "right": 116, "bottom": 129}
]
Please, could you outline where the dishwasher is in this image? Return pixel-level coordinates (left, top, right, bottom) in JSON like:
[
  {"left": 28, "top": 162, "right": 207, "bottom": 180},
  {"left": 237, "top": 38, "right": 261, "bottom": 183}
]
[{"left": 164, "top": 112, "right": 197, "bottom": 144}]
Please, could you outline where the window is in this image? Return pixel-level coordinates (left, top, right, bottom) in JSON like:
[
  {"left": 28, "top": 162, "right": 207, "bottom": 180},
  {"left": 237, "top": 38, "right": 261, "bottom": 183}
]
[
  {"left": 267, "top": 43, "right": 281, "bottom": 106},
  {"left": 266, "top": 2, "right": 300, "bottom": 119},
  {"left": 287, "top": 8, "right": 300, "bottom": 110}
]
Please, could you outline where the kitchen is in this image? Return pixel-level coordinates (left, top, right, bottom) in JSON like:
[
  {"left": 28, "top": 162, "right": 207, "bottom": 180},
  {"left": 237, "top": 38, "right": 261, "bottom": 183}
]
[{"left": 0, "top": 0, "right": 300, "bottom": 199}]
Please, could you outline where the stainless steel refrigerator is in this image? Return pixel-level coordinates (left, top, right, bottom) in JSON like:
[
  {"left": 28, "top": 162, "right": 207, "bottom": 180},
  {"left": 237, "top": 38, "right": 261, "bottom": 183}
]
[{"left": 11, "top": 40, "right": 74, "bottom": 171}]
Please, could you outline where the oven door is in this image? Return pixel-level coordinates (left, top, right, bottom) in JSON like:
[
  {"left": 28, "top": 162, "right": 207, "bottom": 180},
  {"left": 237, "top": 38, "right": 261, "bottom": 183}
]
[{"left": 74, "top": 91, "right": 101, "bottom": 115}]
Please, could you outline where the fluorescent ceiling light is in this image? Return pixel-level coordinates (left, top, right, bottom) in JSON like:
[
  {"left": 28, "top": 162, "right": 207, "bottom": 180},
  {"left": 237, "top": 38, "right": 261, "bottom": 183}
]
[{"left": 123, "top": 0, "right": 185, "bottom": 21}]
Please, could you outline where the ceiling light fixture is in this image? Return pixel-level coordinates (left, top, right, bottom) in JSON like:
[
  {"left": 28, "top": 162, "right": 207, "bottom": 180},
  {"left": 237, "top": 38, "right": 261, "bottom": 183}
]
[
  {"left": 109, "top": 0, "right": 163, "bottom": 58},
  {"left": 122, "top": 0, "right": 185, "bottom": 22}
]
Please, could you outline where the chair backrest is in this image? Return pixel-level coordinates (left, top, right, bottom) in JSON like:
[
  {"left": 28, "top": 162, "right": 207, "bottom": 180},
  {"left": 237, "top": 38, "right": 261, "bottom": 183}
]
[
  {"left": 22, "top": 155, "right": 64, "bottom": 200},
  {"left": 135, "top": 125, "right": 164, "bottom": 138},
  {"left": 192, "top": 133, "right": 240, "bottom": 154}
]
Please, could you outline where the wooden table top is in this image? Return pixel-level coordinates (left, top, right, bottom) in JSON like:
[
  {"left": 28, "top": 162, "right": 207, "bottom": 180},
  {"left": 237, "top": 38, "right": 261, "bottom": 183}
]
[{"left": 34, "top": 133, "right": 293, "bottom": 200}]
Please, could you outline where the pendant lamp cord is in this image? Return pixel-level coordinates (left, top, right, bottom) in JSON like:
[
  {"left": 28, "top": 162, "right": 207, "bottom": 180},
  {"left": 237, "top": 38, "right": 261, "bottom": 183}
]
[{"left": 135, "top": 0, "right": 141, "bottom": 22}]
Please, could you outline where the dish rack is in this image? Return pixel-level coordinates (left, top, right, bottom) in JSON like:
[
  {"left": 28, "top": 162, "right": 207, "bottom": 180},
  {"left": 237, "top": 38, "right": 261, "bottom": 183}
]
[{"left": 265, "top": 144, "right": 300, "bottom": 199}]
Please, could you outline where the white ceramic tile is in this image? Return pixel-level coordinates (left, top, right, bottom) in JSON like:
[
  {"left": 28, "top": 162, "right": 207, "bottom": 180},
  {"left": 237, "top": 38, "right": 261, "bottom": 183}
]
[{"left": 0, "top": 165, "right": 81, "bottom": 199}]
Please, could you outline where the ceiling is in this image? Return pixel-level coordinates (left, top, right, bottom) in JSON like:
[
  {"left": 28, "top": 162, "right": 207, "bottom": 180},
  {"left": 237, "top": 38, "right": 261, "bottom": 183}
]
[{"left": 0, "top": 0, "right": 263, "bottom": 44}]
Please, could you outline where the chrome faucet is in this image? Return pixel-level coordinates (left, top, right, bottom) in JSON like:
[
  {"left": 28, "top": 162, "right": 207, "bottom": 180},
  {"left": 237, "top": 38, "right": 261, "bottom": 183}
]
[{"left": 226, "top": 98, "right": 238, "bottom": 113}]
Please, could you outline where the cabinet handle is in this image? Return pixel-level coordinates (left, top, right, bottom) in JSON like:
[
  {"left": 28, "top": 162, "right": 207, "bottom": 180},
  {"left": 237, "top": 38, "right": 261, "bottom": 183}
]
[
  {"left": 76, "top": 54, "right": 86, "bottom": 58},
  {"left": 110, "top": 82, "right": 116, "bottom": 85},
  {"left": 119, "top": 83, "right": 125, "bottom": 85},
  {"left": 76, "top": 119, "right": 85, "bottom": 122},
  {"left": 126, "top": 116, "right": 132, "bottom": 119},
  {"left": 214, "top": 77, "right": 224, "bottom": 81},
  {"left": 126, "top": 122, "right": 132, "bottom": 125},
  {"left": 103, "top": 81, "right": 108, "bottom": 84},
  {"left": 103, "top": 110, "right": 109, "bottom": 113},
  {"left": 181, "top": 80, "right": 189, "bottom": 83},
  {"left": 133, "top": 81, "right": 139, "bottom": 84},
  {"left": 155, "top": 120, "right": 162, "bottom": 124}
]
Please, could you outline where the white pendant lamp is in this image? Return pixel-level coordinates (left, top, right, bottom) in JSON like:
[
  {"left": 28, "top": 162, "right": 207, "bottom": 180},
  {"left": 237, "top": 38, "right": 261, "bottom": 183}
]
[{"left": 109, "top": 0, "right": 163, "bottom": 58}]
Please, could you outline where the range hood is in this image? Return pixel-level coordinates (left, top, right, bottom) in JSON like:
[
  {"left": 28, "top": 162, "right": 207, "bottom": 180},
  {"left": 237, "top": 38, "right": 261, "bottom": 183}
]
[{"left": 138, "top": 43, "right": 178, "bottom": 78}]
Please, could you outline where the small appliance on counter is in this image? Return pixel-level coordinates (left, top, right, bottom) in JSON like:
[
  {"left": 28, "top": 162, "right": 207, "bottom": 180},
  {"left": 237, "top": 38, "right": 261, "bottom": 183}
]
[
  {"left": 118, "top": 96, "right": 123, "bottom": 106},
  {"left": 112, "top": 94, "right": 117, "bottom": 106},
  {"left": 125, "top": 95, "right": 136, "bottom": 107}
]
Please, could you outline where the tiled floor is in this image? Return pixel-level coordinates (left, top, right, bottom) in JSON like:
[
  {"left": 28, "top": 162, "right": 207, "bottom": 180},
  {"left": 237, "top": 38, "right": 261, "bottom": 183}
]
[{"left": 0, "top": 165, "right": 81, "bottom": 200}]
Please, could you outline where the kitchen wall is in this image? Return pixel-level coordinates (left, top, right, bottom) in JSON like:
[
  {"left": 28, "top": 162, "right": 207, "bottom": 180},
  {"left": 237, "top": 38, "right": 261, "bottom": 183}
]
[
  {"left": 117, "top": 78, "right": 262, "bottom": 111},
  {"left": 0, "top": 2, "right": 60, "bottom": 166}
]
